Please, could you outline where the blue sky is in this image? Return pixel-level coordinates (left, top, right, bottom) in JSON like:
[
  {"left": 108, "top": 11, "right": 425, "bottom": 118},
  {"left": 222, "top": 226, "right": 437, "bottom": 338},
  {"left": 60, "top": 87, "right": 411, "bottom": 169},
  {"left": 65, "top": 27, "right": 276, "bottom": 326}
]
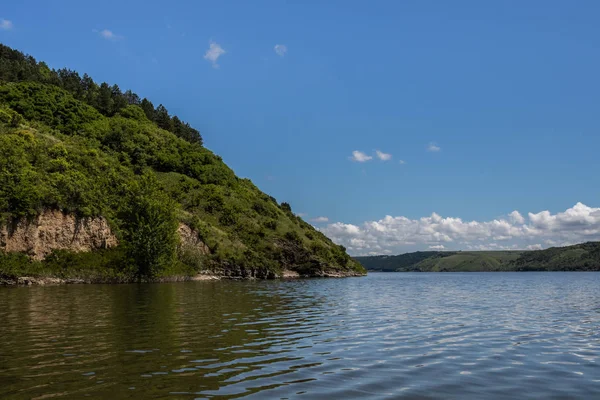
[{"left": 2, "top": 1, "right": 600, "bottom": 254}]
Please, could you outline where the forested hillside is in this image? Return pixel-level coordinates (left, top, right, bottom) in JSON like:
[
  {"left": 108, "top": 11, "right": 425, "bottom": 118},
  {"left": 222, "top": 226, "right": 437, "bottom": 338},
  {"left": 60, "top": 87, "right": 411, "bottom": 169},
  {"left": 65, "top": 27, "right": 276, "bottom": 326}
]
[
  {"left": 0, "top": 43, "right": 365, "bottom": 282},
  {"left": 356, "top": 242, "right": 600, "bottom": 272}
]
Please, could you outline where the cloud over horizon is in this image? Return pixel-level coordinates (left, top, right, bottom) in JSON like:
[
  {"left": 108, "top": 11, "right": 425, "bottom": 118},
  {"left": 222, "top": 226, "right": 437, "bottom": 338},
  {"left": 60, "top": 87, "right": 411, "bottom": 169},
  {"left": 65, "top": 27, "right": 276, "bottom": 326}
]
[
  {"left": 311, "top": 216, "right": 329, "bottom": 223},
  {"left": 204, "top": 41, "right": 226, "bottom": 68},
  {"left": 320, "top": 202, "right": 600, "bottom": 256}
]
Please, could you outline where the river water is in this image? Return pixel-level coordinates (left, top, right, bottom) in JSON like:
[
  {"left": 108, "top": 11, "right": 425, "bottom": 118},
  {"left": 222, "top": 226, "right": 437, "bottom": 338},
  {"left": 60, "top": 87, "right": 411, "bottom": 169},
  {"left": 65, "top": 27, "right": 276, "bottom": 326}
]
[{"left": 1, "top": 272, "right": 599, "bottom": 399}]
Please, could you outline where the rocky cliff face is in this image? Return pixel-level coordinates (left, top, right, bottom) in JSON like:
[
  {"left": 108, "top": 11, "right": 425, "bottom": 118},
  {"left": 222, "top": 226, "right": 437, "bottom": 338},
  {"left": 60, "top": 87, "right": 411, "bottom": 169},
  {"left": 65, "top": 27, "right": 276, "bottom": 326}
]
[
  {"left": 177, "top": 224, "right": 210, "bottom": 255},
  {"left": 0, "top": 213, "right": 212, "bottom": 262},
  {"left": 0, "top": 210, "right": 118, "bottom": 260}
]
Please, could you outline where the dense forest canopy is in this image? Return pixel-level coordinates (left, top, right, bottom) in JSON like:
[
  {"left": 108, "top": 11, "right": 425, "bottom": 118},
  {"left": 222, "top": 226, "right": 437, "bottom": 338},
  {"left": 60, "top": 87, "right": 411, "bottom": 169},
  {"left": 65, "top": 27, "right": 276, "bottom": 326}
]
[{"left": 0, "top": 44, "right": 202, "bottom": 145}]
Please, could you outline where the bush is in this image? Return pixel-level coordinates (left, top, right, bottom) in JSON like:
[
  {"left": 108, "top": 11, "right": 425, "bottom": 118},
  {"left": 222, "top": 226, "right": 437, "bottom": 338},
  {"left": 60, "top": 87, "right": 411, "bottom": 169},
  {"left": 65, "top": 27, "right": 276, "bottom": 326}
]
[
  {"left": 264, "top": 219, "right": 277, "bottom": 230},
  {"left": 284, "top": 230, "right": 302, "bottom": 244},
  {"left": 219, "top": 207, "right": 238, "bottom": 226}
]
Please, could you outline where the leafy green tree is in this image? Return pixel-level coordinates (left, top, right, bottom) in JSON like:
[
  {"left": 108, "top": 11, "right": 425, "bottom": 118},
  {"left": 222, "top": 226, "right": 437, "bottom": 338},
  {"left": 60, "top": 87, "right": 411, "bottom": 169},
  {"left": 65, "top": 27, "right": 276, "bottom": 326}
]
[{"left": 121, "top": 173, "right": 178, "bottom": 279}]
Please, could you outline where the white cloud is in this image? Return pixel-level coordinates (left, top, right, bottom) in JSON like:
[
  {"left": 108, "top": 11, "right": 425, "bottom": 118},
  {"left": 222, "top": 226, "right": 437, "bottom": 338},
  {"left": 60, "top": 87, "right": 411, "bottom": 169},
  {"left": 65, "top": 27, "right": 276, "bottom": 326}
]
[
  {"left": 427, "top": 142, "right": 441, "bottom": 152},
  {"left": 274, "top": 44, "right": 287, "bottom": 57},
  {"left": 375, "top": 150, "right": 392, "bottom": 161},
  {"left": 311, "top": 216, "right": 329, "bottom": 223},
  {"left": 0, "top": 19, "right": 13, "bottom": 30},
  {"left": 321, "top": 202, "right": 600, "bottom": 256},
  {"left": 509, "top": 210, "right": 525, "bottom": 224},
  {"left": 429, "top": 245, "right": 446, "bottom": 250},
  {"left": 349, "top": 150, "right": 372, "bottom": 162},
  {"left": 526, "top": 244, "right": 543, "bottom": 250},
  {"left": 324, "top": 222, "right": 362, "bottom": 237},
  {"left": 296, "top": 213, "right": 307, "bottom": 217},
  {"left": 204, "top": 41, "right": 226, "bottom": 68},
  {"left": 95, "top": 29, "right": 122, "bottom": 41},
  {"left": 399, "top": 160, "right": 406, "bottom": 165}
]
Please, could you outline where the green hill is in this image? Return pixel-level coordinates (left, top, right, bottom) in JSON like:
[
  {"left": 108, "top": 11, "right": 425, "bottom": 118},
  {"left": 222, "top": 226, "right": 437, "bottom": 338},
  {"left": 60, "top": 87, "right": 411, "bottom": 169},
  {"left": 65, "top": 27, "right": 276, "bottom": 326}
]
[
  {"left": 0, "top": 43, "right": 365, "bottom": 282},
  {"left": 351, "top": 251, "right": 445, "bottom": 272},
  {"left": 355, "top": 242, "right": 600, "bottom": 272},
  {"left": 411, "top": 251, "right": 521, "bottom": 272}
]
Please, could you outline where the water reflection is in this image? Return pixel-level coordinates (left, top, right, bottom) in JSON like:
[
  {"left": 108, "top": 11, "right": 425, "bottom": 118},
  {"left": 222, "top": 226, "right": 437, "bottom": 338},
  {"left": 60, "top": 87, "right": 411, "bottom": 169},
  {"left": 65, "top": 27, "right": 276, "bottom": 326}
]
[{"left": 1, "top": 273, "right": 600, "bottom": 399}]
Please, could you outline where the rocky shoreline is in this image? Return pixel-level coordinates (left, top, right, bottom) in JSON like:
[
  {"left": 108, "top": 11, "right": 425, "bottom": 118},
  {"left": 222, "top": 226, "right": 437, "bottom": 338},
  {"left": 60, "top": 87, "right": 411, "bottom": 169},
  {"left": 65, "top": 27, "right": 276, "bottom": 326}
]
[{"left": 0, "top": 269, "right": 366, "bottom": 286}]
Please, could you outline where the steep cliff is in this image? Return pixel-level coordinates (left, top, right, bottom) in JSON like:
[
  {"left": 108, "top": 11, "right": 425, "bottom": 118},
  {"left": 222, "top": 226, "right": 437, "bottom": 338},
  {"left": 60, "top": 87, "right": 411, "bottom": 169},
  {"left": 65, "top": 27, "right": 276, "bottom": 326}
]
[{"left": 0, "top": 210, "right": 117, "bottom": 260}]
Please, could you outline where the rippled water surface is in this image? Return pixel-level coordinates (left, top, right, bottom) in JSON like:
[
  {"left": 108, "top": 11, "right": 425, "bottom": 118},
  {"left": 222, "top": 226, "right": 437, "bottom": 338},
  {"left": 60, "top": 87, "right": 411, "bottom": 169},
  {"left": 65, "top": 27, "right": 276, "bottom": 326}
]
[{"left": 1, "top": 273, "right": 600, "bottom": 399}]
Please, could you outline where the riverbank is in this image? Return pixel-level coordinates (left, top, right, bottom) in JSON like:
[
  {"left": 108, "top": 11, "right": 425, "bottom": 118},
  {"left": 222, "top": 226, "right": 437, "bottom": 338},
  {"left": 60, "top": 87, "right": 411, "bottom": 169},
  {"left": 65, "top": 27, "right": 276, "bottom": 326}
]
[{"left": 0, "top": 269, "right": 365, "bottom": 286}]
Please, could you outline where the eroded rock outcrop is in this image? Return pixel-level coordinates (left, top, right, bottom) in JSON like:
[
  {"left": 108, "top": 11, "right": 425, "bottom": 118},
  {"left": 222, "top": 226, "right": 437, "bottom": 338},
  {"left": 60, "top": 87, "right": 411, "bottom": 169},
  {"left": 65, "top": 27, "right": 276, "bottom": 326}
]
[
  {"left": 0, "top": 210, "right": 118, "bottom": 260},
  {"left": 177, "top": 223, "right": 210, "bottom": 255}
]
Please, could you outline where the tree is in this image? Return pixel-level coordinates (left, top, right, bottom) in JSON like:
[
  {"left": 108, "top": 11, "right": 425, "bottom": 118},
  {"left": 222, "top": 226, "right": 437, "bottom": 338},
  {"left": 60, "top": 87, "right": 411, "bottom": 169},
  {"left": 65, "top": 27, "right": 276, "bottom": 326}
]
[
  {"left": 155, "top": 104, "right": 173, "bottom": 131},
  {"left": 81, "top": 73, "right": 98, "bottom": 107},
  {"left": 124, "top": 90, "right": 140, "bottom": 105},
  {"left": 183, "top": 122, "right": 203, "bottom": 145},
  {"left": 111, "top": 84, "right": 127, "bottom": 114},
  {"left": 140, "top": 98, "right": 155, "bottom": 121},
  {"left": 121, "top": 173, "right": 178, "bottom": 279},
  {"left": 172, "top": 115, "right": 184, "bottom": 137},
  {"left": 57, "top": 69, "right": 83, "bottom": 99},
  {"left": 97, "top": 82, "right": 114, "bottom": 115}
]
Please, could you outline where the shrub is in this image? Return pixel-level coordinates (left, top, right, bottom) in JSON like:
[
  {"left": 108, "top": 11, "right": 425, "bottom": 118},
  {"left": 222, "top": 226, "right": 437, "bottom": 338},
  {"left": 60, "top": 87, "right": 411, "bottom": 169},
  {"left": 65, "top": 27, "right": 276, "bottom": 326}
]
[
  {"left": 284, "top": 230, "right": 302, "bottom": 244},
  {"left": 264, "top": 219, "right": 277, "bottom": 230},
  {"left": 219, "top": 207, "right": 238, "bottom": 226}
]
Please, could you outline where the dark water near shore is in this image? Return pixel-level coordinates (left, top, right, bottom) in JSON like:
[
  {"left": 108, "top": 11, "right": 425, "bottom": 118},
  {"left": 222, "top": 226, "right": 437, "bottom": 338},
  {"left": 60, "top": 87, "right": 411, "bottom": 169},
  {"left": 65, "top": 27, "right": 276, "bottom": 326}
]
[{"left": 1, "top": 273, "right": 599, "bottom": 399}]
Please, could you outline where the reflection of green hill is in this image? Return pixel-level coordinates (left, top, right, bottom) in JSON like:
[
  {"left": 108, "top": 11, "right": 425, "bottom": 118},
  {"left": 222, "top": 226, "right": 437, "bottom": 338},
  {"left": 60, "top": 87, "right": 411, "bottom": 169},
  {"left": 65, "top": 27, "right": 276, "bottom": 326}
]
[{"left": 355, "top": 242, "right": 600, "bottom": 272}]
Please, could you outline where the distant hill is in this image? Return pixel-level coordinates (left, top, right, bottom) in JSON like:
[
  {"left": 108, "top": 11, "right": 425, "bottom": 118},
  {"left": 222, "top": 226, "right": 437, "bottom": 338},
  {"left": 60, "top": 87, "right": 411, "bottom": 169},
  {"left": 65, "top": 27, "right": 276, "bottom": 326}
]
[
  {"left": 352, "top": 251, "right": 445, "bottom": 272},
  {"left": 355, "top": 242, "right": 600, "bottom": 272}
]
